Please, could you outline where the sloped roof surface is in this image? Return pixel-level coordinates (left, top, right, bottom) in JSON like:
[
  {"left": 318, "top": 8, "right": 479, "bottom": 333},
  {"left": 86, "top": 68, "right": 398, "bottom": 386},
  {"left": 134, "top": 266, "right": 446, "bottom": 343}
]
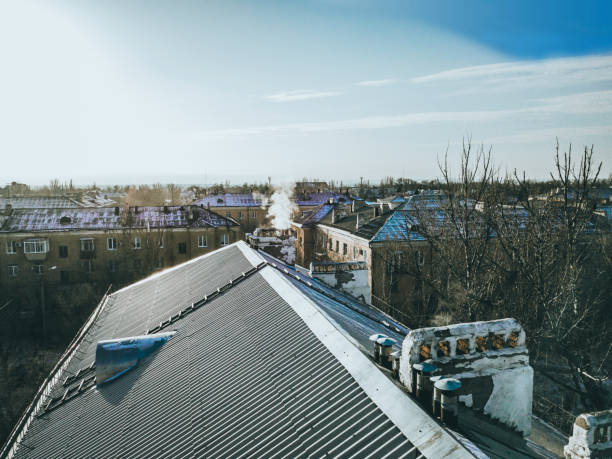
[
  {"left": 0, "top": 197, "right": 82, "bottom": 209},
  {"left": 292, "top": 203, "right": 333, "bottom": 227},
  {"left": 0, "top": 206, "right": 235, "bottom": 233},
  {"left": 258, "top": 251, "right": 409, "bottom": 350},
  {"left": 371, "top": 211, "right": 426, "bottom": 243},
  {"left": 195, "top": 193, "right": 264, "bottom": 207},
  {"left": 6, "top": 242, "right": 470, "bottom": 459},
  {"left": 320, "top": 211, "right": 390, "bottom": 241},
  {"left": 294, "top": 191, "right": 350, "bottom": 206}
]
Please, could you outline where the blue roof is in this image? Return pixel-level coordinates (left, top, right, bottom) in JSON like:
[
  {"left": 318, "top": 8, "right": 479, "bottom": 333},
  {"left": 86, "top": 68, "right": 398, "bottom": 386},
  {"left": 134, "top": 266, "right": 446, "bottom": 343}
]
[
  {"left": 371, "top": 211, "right": 427, "bottom": 243},
  {"left": 297, "top": 203, "right": 333, "bottom": 226}
]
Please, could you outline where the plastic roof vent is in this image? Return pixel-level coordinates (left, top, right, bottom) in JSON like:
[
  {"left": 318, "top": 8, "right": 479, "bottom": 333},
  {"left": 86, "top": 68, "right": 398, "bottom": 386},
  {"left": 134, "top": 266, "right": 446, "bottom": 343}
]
[{"left": 95, "top": 331, "right": 176, "bottom": 386}]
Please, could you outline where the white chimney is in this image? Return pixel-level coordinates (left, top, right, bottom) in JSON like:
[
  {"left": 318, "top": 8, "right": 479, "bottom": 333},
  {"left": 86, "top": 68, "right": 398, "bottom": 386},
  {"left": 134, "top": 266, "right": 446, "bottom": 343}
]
[
  {"left": 399, "top": 318, "right": 533, "bottom": 436},
  {"left": 565, "top": 411, "right": 612, "bottom": 459}
]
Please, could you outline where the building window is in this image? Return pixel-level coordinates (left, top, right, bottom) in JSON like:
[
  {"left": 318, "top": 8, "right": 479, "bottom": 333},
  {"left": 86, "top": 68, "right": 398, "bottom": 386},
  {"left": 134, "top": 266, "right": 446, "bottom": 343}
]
[
  {"left": 24, "top": 238, "right": 48, "bottom": 254},
  {"left": 198, "top": 235, "right": 207, "bottom": 248},
  {"left": 80, "top": 239, "right": 95, "bottom": 252},
  {"left": 335, "top": 240, "right": 339, "bottom": 253},
  {"left": 221, "top": 233, "right": 229, "bottom": 246},
  {"left": 238, "top": 212, "right": 243, "bottom": 220},
  {"left": 251, "top": 211, "right": 257, "bottom": 219},
  {"left": 133, "top": 237, "right": 141, "bottom": 250},
  {"left": 225, "top": 212, "right": 231, "bottom": 218},
  {"left": 108, "top": 260, "right": 116, "bottom": 273},
  {"left": 59, "top": 245, "right": 68, "bottom": 258},
  {"left": 417, "top": 250, "right": 425, "bottom": 266},
  {"left": 353, "top": 247, "right": 358, "bottom": 259},
  {"left": 156, "top": 257, "right": 164, "bottom": 268},
  {"left": 33, "top": 263, "right": 44, "bottom": 275},
  {"left": 158, "top": 238, "right": 164, "bottom": 248},
  {"left": 178, "top": 242, "right": 187, "bottom": 254},
  {"left": 107, "top": 237, "right": 117, "bottom": 250},
  {"left": 328, "top": 239, "right": 332, "bottom": 250},
  {"left": 60, "top": 271, "right": 69, "bottom": 283},
  {"left": 5, "top": 240, "right": 17, "bottom": 254},
  {"left": 343, "top": 243, "right": 348, "bottom": 255},
  {"left": 7, "top": 265, "right": 18, "bottom": 278}
]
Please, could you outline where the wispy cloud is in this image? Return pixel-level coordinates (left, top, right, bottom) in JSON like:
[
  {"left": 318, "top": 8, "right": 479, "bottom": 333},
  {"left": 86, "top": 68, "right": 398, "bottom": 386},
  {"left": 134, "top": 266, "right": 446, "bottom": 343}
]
[
  {"left": 200, "top": 110, "right": 517, "bottom": 139},
  {"left": 201, "top": 89, "right": 612, "bottom": 139},
  {"left": 482, "top": 125, "right": 612, "bottom": 145},
  {"left": 411, "top": 54, "right": 612, "bottom": 89},
  {"left": 264, "top": 89, "right": 342, "bottom": 102},
  {"left": 531, "top": 90, "right": 612, "bottom": 115},
  {"left": 356, "top": 78, "right": 399, "bottom": 87}
]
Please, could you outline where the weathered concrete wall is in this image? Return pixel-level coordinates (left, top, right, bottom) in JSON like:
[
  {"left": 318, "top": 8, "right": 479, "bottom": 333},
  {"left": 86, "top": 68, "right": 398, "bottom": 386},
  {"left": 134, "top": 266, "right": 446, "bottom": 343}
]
[
  {"left": 310, "top": 261, "right": 370, "bottom": 303},
  {"left": 400, "top": 318, "right": 533, "bottom": 436},
  {"left": 564, "top": 410, "right": 612, "bottom": 458}
]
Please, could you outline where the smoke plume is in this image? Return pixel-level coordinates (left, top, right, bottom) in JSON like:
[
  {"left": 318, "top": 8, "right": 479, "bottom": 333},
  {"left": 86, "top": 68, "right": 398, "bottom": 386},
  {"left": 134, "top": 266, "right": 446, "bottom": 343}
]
[{"left": 266, "top": 183, "right": 297, "bottom": 229}]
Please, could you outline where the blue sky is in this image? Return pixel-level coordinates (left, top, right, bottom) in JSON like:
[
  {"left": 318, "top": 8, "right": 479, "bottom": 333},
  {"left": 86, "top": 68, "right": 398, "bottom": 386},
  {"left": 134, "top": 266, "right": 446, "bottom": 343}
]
[{"left": 0, "top": 0, "right": 610, "bottom": 185}]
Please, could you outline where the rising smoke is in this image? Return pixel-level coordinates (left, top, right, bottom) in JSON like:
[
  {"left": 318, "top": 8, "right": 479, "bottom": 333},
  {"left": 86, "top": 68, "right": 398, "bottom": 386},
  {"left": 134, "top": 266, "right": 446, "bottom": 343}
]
[{"left": 257, "top": 183, "right": 297, "bottom": 230}]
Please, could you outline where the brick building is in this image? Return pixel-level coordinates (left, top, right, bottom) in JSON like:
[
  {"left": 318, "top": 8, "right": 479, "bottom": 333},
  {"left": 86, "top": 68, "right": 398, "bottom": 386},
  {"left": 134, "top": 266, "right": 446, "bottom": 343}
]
[
  {"left": 0, "top": 205, "right": 240, "bottom": 285},
  {"left": 194, "top": 193, "right": 269, "bottom": 229},
  {"left": 291, "top": 199, "right": 430, "bottom": 317}
]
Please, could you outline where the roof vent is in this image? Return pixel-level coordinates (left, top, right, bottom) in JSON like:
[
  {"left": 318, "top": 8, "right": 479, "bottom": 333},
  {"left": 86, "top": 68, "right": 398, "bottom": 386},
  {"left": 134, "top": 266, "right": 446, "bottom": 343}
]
[{"left": 95, "top": 331, "right": 176, "bottom": 386}]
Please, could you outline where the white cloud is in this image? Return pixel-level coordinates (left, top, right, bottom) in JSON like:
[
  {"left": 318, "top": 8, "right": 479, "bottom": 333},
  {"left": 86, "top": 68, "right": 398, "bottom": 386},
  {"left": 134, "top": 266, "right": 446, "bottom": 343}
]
[
  {"left": 264, "top": 89, "right": 342, "bottom": 102},
  {"left": 531, "top": 90, "right": 612, "bottom": 115},
  {"left": 200, "top": 89, "right": 612, "bottom": 139},
  {"left": 356, "top": 78, "right": 399, "bottom": 87},
  {"left": 483, "top": 125, "right": 612, "bottom": 145},
  {"left": 199, "top": 109, "right": 518, "bottom": 138},
  {"left": 411, "top": 54, "right": 612, "bottom": 89}
]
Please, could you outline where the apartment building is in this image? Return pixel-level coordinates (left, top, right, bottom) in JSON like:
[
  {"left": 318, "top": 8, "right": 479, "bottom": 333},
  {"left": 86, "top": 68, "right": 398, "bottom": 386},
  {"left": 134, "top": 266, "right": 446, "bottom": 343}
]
[
  {"left": 0, "top": 205, "right": 240, "bottom": 285},
  {"left": 194, "top": 193, "right": 269, "bottom": 228}
]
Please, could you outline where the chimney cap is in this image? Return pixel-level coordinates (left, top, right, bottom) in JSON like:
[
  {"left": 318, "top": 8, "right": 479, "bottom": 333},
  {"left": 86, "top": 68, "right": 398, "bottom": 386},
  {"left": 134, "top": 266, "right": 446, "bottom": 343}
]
[
  {"left": 434, "top": 378, "right": 461, "bottom": 392},
  {"left": 369, "top": 333, "right": 387, "bottom": 342},
  {"left": 412, "top": 362, "right": 437, "bottom": 373},
  {"left": 376, "top": 336, "right": 397, "bottom": 346}
]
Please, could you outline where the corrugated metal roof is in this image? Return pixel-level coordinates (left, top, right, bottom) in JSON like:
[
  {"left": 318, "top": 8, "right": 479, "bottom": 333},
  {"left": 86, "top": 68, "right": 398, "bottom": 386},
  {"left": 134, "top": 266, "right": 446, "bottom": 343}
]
[
  {"left": 5, "top": 242, "right": 472, "bottom": 459},
  {"left": 0, "top": 206, "right": 236, "bottom": 233}
]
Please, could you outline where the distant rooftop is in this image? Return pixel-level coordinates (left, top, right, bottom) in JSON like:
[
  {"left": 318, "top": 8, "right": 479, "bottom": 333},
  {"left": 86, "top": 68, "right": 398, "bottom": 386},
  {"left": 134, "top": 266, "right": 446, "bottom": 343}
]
[
  {"left": 294, "top": 191, "right": 351, "bottom": 206},
  {"left": 0, "top": 196, "right": 83, "bottom": 209},
  {"left": 0, "top": 206, "right": 236, "bottom": 233},
  {"left": 194, "top": 193, "right": 265, "bottom": 207}
]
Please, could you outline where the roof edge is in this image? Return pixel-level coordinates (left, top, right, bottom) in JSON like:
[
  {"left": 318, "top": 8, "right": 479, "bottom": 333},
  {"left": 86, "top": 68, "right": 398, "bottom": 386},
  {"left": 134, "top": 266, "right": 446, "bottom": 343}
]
[{"left": 260, "top": 267, "right": 473, "bottom": 459}]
